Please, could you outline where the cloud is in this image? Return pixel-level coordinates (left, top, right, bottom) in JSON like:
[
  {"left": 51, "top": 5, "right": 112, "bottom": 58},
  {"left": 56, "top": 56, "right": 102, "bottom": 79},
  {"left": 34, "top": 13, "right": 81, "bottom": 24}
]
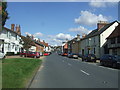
[
  {"left": 89, "top": 0, "right": 118, "bottom": 8},
  {"left": 33, "top": 32, "right": 43, "bottom": 37},
  {"left": 89, "top": 2, "right": 106, "bottom": 8},
  {"left": 25, "top": 32, "right": 32, "bottom": 36},
  {"left": 69, "top": 26, "right": 89, "bottom": 34},
  {"left": 74, "top": 10, "right": 108, "bottom": 26},
  {"left": 24, "top": 32, "right": 74, "bottom": 46},
  {"left": 56, "top": 33, "right": 73, "bottom": 40}
]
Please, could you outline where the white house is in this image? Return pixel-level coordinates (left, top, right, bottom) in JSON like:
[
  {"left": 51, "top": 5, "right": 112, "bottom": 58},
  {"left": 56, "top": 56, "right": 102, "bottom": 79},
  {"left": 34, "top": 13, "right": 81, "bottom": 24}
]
[
  {"left": 0, "top": 24, "right": 23, "bottom": 55},
  {"left": 80, "top": 21, "right": 119, "bottom": 58}
]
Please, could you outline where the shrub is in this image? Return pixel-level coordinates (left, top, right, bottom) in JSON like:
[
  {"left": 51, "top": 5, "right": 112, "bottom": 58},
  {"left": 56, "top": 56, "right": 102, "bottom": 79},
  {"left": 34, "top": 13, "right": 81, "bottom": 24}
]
[{"left": 6, "top": 52, "right": 14, "bottom": 56}]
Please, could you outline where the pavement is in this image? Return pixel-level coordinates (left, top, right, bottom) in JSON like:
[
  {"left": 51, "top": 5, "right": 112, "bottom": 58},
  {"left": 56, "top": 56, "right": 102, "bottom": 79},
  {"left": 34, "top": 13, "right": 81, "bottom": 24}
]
[
  {"left": 29, "top": 52, "right": 119, "bottom": 88},
  {"left": 5, "top": 55, "right": 45, "bottom": 59}
]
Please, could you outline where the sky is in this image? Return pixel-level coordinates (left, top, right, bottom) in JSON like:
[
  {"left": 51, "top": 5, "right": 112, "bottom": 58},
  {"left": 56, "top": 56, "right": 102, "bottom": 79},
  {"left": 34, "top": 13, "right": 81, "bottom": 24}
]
[{"left": 5, "top": 1, "right": 119, "bottom": 46}]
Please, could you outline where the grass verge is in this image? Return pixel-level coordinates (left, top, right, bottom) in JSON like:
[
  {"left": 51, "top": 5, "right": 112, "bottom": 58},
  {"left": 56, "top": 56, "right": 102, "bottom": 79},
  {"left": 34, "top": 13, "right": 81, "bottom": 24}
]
[{"left": 2, "top": 58, "right": 42, "bottom": 88}]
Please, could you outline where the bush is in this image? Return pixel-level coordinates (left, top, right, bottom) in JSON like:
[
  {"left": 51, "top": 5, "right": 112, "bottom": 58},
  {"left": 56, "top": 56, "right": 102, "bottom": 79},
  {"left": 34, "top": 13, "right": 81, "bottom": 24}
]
[
  {"left": 6, "top": 52, "right": 14, "bottom": 56},
  {"left": 15, "top": 52, "right": 20, "bottom": 55}
]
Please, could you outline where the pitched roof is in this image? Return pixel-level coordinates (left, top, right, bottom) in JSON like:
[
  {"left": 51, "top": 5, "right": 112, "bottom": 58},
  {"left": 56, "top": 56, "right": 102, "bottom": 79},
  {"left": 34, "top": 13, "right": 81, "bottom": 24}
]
[
  {"left": 81, "top": 20, "right": 119, "bottom": 40},
  {"left": 107, "top": 24, "right": 120, "bottom": 39},
  {"left": 3, "top": 27, "right": 21, "bottom": 36}
]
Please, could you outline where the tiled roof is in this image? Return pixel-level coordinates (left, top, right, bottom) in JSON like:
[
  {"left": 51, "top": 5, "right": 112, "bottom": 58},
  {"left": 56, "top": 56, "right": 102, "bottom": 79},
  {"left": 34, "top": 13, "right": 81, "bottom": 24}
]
[
  {"left": 107, "top": 24, "right": 120, "bottom": 39},
  {"left": 3, "top": 27, "right": 21, "bottom": 36},
  {"left": 81, "top": 20, "right": 119, "bottom": 40}
]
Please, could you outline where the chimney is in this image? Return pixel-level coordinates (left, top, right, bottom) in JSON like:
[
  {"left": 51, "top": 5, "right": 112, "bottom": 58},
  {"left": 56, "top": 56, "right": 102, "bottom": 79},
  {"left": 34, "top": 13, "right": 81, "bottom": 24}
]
[
  {"left": 97, "top": 21, "right": 108, "bottom": 30},
  {"left": 82, "top": 33, "right": 86, "bottom": 38},
  {"left": 77, "top": 34, "right": 80, "bottom": 39},
  {"left": 11, "top": 24, "right": 15, "bottom": 31},
  {"left": 16, "top": 24, "right": 21, "bottom": 35},
  {"left": 31, "top": 35, "right": 34, "bottom": 40}
]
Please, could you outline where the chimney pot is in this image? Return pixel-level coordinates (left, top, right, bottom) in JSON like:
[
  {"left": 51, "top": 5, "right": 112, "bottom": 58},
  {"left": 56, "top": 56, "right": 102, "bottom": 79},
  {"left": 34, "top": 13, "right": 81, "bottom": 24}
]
[
  {"left": 11, "top": 24, "right": 15, "bottom": 31},
  {"left": 97, "top": 21, "right": 108, "bottom": 30}
]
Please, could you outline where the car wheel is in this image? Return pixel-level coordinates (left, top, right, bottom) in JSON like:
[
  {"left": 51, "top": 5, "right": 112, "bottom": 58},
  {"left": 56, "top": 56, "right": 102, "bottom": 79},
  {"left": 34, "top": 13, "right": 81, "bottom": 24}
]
[
  {"left": 94, "top": 60, "right": 96, "bottom": 63},
  {"left": 34, "top": 56, "right": 37, "bottom": 58},
  {"left": 100, "top": 61, "right": 103, "bottom": 66}
]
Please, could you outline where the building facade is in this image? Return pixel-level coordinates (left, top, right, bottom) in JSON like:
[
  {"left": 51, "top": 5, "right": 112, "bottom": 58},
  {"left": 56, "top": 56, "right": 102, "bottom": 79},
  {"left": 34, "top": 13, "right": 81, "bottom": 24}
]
[
  {"left": 0, "top": 24, "right": 23, "bottom": 55},
  {"left": 107, "top": 24, "right": 120, "bottom": 55},
  {"left": 80, "top": 21, "right": 119, "bottom": 58}
]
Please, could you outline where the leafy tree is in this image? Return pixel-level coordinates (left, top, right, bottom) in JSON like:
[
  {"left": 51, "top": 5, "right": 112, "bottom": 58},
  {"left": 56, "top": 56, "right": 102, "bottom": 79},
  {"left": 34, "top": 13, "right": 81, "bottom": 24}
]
[
  {"left": 21, "top": 35, "right": 35, "bottom": 52},
  {"left": 2, "top": 2, "right": 9, "bottom": 26}
]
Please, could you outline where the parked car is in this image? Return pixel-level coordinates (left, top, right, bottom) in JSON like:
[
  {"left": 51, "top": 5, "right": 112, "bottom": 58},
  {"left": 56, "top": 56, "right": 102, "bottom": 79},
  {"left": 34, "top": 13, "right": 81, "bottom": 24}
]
[
  {"left": 78, "top": 54, "right": 84, "bottom": 59},
  {"left": 0, "top": 52, "right": 6, "bottom": 59},
  {"left": 82, "top": 54, "right": 96, "bottom": 62},
  {"left": 100, "top": 54, "right": 120, "bottom": 69},
  {"left": 20, "top": 51, "right": 28, "bottom": 57},
  {"left": 68, "top": 53, "right": 78, "bottom": 59},
  {"left": 27, "top": 52, "right": 40, "bottom": 58},
  {"left": 44, "top": 52, "right": 50, "bottom": 56},
  {"left": 20, "top": 52, "right": 40, "bottom": 58},
  {"left": 61, "top": 53, "right": 68, "bottom": 56}
]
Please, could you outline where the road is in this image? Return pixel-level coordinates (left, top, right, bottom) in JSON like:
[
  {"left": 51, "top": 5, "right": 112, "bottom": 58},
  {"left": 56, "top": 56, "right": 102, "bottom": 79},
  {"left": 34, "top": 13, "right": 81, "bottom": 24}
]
[{"left": 29, "top": 52, "right": 119, "bottom": 88}]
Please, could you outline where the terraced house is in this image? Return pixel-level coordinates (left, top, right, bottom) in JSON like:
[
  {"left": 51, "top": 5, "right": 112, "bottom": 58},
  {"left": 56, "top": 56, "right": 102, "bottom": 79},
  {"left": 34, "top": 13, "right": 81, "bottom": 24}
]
[
  {"left": 0, "top": 24, "right": 23, "bottom": 55},
  {"left": 80, "top": 20, "right": 119, "bottom": 58}
]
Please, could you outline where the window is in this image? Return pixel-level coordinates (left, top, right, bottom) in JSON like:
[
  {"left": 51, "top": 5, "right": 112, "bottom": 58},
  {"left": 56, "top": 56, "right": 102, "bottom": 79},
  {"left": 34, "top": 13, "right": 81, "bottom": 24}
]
[
  {"left": 16, "top": 35, "right": 17, "bottom": 40},
  {"left": 111, "top": 38, "right": 115, "bottom": 44},
  {"left": 94, "top": 48, "right": 95, "bottom": 54},
  {"left": 117, "top": 36, "right": 120, "bottom": 43},
  {"left": 7, "top": 31, "right": 9, "bottom": 38},
  {"left": 112, "top": 49, "right": 117, "bottom": 55}
]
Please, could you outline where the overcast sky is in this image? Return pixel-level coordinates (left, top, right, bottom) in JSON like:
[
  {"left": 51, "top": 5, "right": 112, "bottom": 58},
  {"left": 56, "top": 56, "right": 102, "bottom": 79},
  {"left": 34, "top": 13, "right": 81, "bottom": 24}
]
[{"left": 5, "top": 1, "right": 118, "bottom": 46}]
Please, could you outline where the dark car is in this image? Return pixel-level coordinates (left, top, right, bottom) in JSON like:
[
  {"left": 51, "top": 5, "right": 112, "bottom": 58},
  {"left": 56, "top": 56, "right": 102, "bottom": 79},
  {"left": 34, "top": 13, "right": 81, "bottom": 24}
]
[
  {"left": 68, "top": 53, "right": 78, "bottom": 59},
  {"left": 82, "top": 54, "right": 96, "bottom": 62},
  {"left": 78, "top": 54, "right": 84, "bottom": 59},
  {"left": 100, "top": 54, "right": 120, "bottom": 69}
]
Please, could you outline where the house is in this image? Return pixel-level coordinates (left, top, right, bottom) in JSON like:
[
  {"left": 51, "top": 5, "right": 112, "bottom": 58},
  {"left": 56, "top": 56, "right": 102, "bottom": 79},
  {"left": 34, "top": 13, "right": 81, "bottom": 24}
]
[
  {"left": 61, "top": 42, "right": 68, "bottom": 53},
  {"left": 107, "top": 24, "right": 120, "bottom": 55},
  {"left": 80, "top": 20, "right": 119, "bottom": 58},
  {"left": 26, "top": 36, "right": 44, "bottom": 55},
  {"left": 68, "top": 34, "right": 80, "bottom": 54},
  {"left": 0, "top": 24, "right": 23, "bottom": 55}
]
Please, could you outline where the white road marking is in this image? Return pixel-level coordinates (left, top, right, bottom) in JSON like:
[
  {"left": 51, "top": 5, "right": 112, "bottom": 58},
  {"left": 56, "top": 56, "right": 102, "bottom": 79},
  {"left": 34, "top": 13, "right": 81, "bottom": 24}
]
[
  {"left": 80, "top": 70, "right": 90, "bottom": 75},
  {"left": 68, "top": 63, "right": 72, "bottom": 66}
]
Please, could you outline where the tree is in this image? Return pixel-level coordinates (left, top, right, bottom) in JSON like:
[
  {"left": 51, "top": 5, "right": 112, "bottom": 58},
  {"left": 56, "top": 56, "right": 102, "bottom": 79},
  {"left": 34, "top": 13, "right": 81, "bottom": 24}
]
[
  {"left": 2, "top": 2, "right": 9, "bottom": 26},
  {"left": 21, "top": 35, "right": 35, "bottom": 52}
]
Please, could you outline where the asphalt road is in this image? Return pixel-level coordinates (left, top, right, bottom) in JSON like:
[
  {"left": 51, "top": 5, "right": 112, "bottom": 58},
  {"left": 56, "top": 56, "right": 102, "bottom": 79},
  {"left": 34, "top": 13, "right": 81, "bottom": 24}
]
[{"left": 29, "top": 52, "right": 119, "bottom": 88}]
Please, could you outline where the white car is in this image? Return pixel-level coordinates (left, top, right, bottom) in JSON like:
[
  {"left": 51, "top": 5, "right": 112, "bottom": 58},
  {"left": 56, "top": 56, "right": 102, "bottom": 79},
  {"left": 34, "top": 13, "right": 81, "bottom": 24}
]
[{"left": 0, "top": 52, "right": 5, "bottom": 59}]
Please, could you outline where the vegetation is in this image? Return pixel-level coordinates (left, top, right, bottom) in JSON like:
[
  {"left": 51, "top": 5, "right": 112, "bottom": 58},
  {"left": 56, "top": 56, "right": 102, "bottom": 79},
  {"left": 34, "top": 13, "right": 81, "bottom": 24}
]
[
  {"left": 21, "top": 35, "right": 35, "bottom": 52},
  {"left": 2, "top": 2, "right": 9, "bottom": 26},
  {"left": 2, "top": 58, "right": 42, "bottom": 88}
]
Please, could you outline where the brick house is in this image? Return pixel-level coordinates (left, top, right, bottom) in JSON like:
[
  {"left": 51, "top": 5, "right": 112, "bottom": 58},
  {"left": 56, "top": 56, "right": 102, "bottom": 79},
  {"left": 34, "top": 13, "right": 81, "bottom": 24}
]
[{"left": 67, "top": 34, "right": 80, "bottom": 54}]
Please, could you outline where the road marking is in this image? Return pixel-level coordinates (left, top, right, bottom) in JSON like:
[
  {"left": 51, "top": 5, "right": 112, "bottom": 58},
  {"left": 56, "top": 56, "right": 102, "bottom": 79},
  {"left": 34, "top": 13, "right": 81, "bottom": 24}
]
[
  {"left": 63, "top": 60, "right": 64, "bottom": 62},
  {"left": 68, "top": 63, "right": 72, "bottom": 66},
  {"left": 80, "top": 70, "right": 90, "bottom": 75}
]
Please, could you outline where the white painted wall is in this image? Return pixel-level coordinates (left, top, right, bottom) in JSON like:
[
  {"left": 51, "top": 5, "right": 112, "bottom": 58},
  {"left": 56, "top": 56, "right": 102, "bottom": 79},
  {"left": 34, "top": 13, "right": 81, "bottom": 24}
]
[
  {"left": 29, "top": 46, "right": 36, "bottom": 52},
  {"left": 0, "top": 28, "right": 23, "bottom": 54},
  {"left": 100, "top": 22, "right": 119, "bottom": 57},
  {"left": 80, "top": 21, "right": 119, "bottom": 58}
]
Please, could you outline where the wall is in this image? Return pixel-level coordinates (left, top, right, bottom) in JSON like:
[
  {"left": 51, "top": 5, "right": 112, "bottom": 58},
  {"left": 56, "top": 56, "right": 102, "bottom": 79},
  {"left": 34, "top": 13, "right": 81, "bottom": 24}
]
[
  {"left": 0, "top": 29, "right": 22, "bottom": 54},
  {"left": 100, "top": 22, "right": 119, "bottom": 57}
]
